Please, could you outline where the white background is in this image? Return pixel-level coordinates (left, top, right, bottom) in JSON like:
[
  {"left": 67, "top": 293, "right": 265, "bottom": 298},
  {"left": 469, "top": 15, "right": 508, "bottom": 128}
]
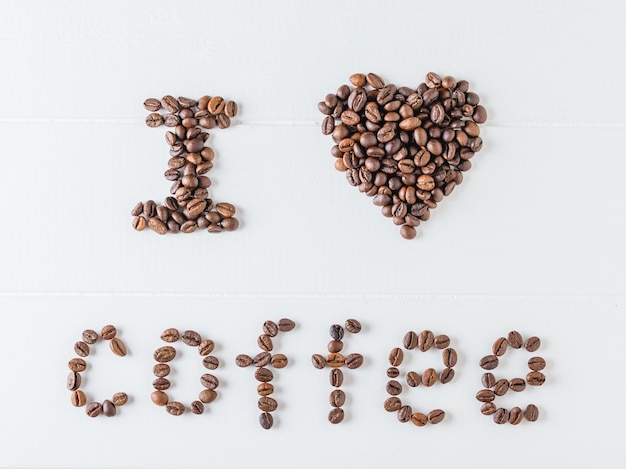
[{"left": 0, "top": 1, "right": 625, "bottom": 467}]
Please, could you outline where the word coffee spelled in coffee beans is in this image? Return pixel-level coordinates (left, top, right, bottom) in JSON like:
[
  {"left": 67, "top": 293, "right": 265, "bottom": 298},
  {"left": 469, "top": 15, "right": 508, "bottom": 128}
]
[
  {"left": 385, "top": 330, "right": 456, "bottom": 427},
  {"left": 311, "top": 319, "right": 363, "bottom": 424},
  {"left": 152, "top": 328, "right": 220, "bottom": 416},
  {"left": 477, "top": 331, "right": 546, "bottom": 425},
  {"left": 236, "top": 319, "right": 296, "bottom": 429},
  {"left": 67, "top": 327, "right": 128, "bottom": 418},
  {"left": 318, "top": 72, "right": 487, "bottom": 239},
  {"left": 134, "top": 95, "right": 239, "bottom": 235}
]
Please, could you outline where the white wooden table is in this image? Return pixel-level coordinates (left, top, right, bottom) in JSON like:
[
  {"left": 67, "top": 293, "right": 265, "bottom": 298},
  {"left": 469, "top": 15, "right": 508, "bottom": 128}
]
[{"left": 1, "top": 1, "right": 624, "bottom": 467}]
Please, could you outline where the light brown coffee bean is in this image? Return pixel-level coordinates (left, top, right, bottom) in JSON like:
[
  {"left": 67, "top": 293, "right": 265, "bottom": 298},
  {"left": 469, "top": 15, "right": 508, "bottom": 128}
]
[
  {"left": 389, "top": 347, "right": 404, "bottom": 366},
  {"left": 428, "top": 409, "right": 445, "bottom": 424},
  {"left": 154, "top": 346, "right": 176, "bottom": 363},
  {"left": 345, "top": 353, "right": 363, "bottom": 369},
  {"left": 148, "top": 217, "right": 167, "bottom": 235},
  {"left": 440, "top": 367, "right": 455, "bottom": 384},
  {"left": 406, "top": 371, "right": 421, "bottom": 387},
  {"left": 397, "top": 405, "right": 412, "bottom": 423},
  {"left": 526, "top": 371, "right": 546, "bottom": 386},
  {"left": 203, "top": 356, "right": 219, "bottom": 370},
  {"left": 199, "top": 389, "right": 217, "bottom": 404},
  {"left": 508, "top": 331, "right": 523, "bottom": 349},
  {"left": 263, "top": 320, "right": 279, "bottom": 337},
  {"left": 166, "top": 401, "right": 185, "bottom": 416},
  {"left": 101, "top": 325, "right": 116, "bottom": 340},
  {"left": 255, "top": 367, "right": 273, "bottom": 383},
  {"left": 329, "top": 389, "right": 346, "bottom": 408},
  {"left": 476, "top": 389, "right": 496, "bottom": 402},
  {"left": 326, "top": 353, "right": 345, "bottom": 368},
  {"left": 403, "top": 331, "right": 418, "bottom": 350},
  {"left": 151, "top": 390, "right": 168, "bottom": 406},
  {"left": 109, "top": 337, "right": 127, "bottom": 357},
  {"left": 68, "top": 358, "right": 87, "bottom": 372},
  {"left": 257, "top": 383, "right": 274, "bottom": 396},
  {"left": 492, "top": 337, "right": 508, "bottom": 356},
  {"left": 278, "top": 318, "right": 296, "bottom": 332},
  {"left": 271, "top": 354, "right": 288, "bottom": 369},
  {"left": 112, "top": 392, "right": 128, "bottom": 407},
  {"left": 258, "top": 396, "right": 278, "bottom": 412},
  {"left": 509, "top": 406, "right": 523, "bottom": 425},
  {"left": 494, "top": 379, "right": 509, "bottom": 396},
  {"left": 253, "top": 352, "right": 271, "bottom": 367},
  {"left": 86, "top": 402, "right": 103, "bottom": 418},
  {"left": 144, "top": 98, "right": 162, "bottom": 112},
  {"left": 384, "top": 397, "right": 402, "bottom": 412},
  {"left": 528, "top": 356, "right": 546, "bottom": 371},
  {"left": 481, "top": 402, "right": 496, "bottom": 415},
  {"left": 257, "top": 334, "right": 273, "bottom": 352},
  {"left": 493, "top": 408, "right": 509, "bottom": 425},
  {"left": 71, "top": 390, "right": 86, "bottom": 407},
  {"left": 525, "top": 404, "right": 539, "bottom": 422},
  {"left": 67, "top": 371, "right": 81, "bottom": 391},
  {"left": 327, "top": 340, "right": 343, "bottom": 353},
  {"left": 152, "top": 378, "right": 170, "bottom": 391},
  {"left": 482, "top": 372, "right": 496, "bottom": 388},
  {"left": 200, "top": 374, "right": 219, "bottom": 390},
  {"left": 329, "top": 369, "right": 343, "bottom": 387},
  {"left": 479, "top": 355, "right": 498, "bottom": 370},
  {"left": 434, "top": 335, "right": 450, "bottom": 349},
  {"left": 387, "top": 367, "right": 400, "bottom": 378},
  {"left": 160, "top": 328, "right": 180, "bottom": 343},
  {"left": 181, "top": 330, "right": 201, "bottom": 346},
  {"left": 525, "top": 336, "right": 541, "bottom": 352},
  {"left": 198, "top": 339, "right": 215, "bottom": 356},
  {"left": 417, "top": 330, "right": 434, "bottom": 351},
  {"left": 235, "top": 354, "right": 253, "bottom": 367},
  {"left": 442, "top": 348, "right": 458, "bottom": 367},
  {"left": 328, "top": 407, "right": 345, "bottom": 424},
  {"left": 422, "top": 368, "right": 437, "bottom": 387},
  {"left": 411, "top": 412, "right": 428, "bottom": 426},
  {"left": 82, "top": 329, "right": 98, "bottom": 345},
  {"left": 311, "top": 354, "right": 326, "bottom": 369},
  {"left": 386, "top": 380, "right": 402, "bottom": 396},
  {"left": 74, "top": 341, "right": 89, "bottom": 357}
]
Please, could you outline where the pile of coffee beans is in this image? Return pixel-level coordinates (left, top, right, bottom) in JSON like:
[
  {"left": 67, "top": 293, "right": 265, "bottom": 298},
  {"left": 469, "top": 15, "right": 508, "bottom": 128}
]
[
  {"left": 235, "top": 319, "right": 296, "bottom": 429},
  {"left": 151, "top": 328, "right": 220, "bottom": 416},
  {"left": 384, "top": 330, "right": 455, "bottom": 426},
  {"left": 68, "top": 325, "right": 128, "bottom": 417},
  {"left": 311, "top": 319, "right": 363, "bottom": 424},
  {"left": 318, "top": 73, "right": 487, "bottom": 239},
  {"left": 133, "top": 95, "right": 239, "bottom": 234},
  {"left": 477, "top": 331, "right": 545, "bottom": 424}
]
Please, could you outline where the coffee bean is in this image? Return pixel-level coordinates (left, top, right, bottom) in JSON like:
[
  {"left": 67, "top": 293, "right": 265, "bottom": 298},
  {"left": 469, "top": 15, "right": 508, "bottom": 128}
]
[
  {"left": 509, "top": 378, "right": 526, "bottom": 392},
  {"left": 199, "top": 389, "right": 217, "bottom": 404},
  {"left": 258, "top": 396, "right": 278, "bottom": 412},
  {"left": 411, "top": 412, "right": 428, "bottom": 426},
  {"left": 109, "top": 338, "right": 127, "bottom": 357},
  {"left": 326, "top": 353, "right": 345, "bottom": 368},
  {"left": 144, "top": 98, "right": 162, "bottom": 112},
  {"left": 257, "top": 334, "right": 273, "bottom": 352},
  {"left": 525, "top": 336, "right": 541, "bottom": 352},
  {"left": 525, "top": 404, "right": 539, "bottom": 422},
  {"left": 263, "top": 320, "right": 279, "bottom": 337},
  {"left": 153, "top": 363, "right": 170, "bottom": 377},
  {"left": 493, "top": 408, "right": 509, "bottom": 424},
  {"left": 479, "top": 355, "right": 498, "bottom": 370},
  {"left": 200, "top": 373, "right": 219, "bottom": 390},
  {"left": 82, "top": 329, "right": 98, "bottom": 345},
  {"left": 329, "top": 324, "right": 344, "bottom": 340},
  {"left": 71, "top": 390, "right": 86, "bottom": 407},
  {"left": 278, "top": 318, "right": 296, "bottom": 332},
  {"left": 526, "top": 371, "right": 546, "bottom": 386},
  {"left": 397, "top": 405, "right": 412, "bottom": 423},
  {"left": 422, "top": 368, "right": 437, "bottom": 387},
  {"left": 235, "top": 354, "right": 252, "bottom": 368},
  {"left": 345, "top": 319, "right": 361, "bottom": 334},
  {"left": 508, "top": 406, "right": 523, "bottom": 425},
  {"left": 197, "top": 339, "right": 214, "bottom": 356},
  {"left": 154, "top": 346, "right": 176, "bottom": 363},
  {"left": 86, "top": 402, "right": 103, "bottom": 417},
  {"left": 67, "top": 371, "right": 81, "bottom": 391},
  {"left": 271, "top": 354, "right": 288, "bottom": 369},
  {"left": 417, "top": 330, "right": 434, "bottom": 351},
  {"left": 428, "top": 409, "right": 445, "bottom": 424},
  {"left": 203, "top": 355, "right": 219, "bottom": 370},
  {"left": 440, "top": 367, "right": 455, "bottom": 384},
  {"left": 112, "top": 392, "right": 128, "bottom": 407},
  {"left": 329, "top": 369, "right": 343, "bottom": 387},
  {"left": 257, "top": 383, "right": 274, "bottom": 397},
  {"left": 389, "top": 347, "right": 404, "bottom": 366},
  {"left": 253, "top": 352, "right": 272, "bottom": 367},
  {"left": 345, "top": 353, "right": 363, "bottom": 369},
  {"left": 148, "top": 217, "right": 167, "bottom": 235},
  {"left": 482, "top": 372, "right": 496, "bottom": 388},
  {"left": 442, "top": 348, "right": 458, "bottom": 367},
  {"left": 152, "top": 377, "right": 170, "bottom": 390},
  {"left": 386, "top": 380, "right": 402, "bottom": 396},
  {"left": 311, "top": 354, "right": 326, "bottom": 369},
  {"left": 190, "top": 400, "right": 204, "bottom": 415},
  {"left": 161, "top": 95, "right": 180, "bottom": 113},
  {"left": 327, "top": 340, "right": 343, "bottom": 353},
  {"left": 101, "top": 325, "right": 116, "bottom": 340},
  {"left": 145, "top": 113, "right": 163, "bottom": 127},
  {"left": 102, "top": 400, "right": 116, "bottom": 417},
  {"left": 480, "top": 402, "right": 496, "bottom": 416},
  {"left": 68, "top": 358, "right": 86, "bottom": 372},
  {"left": 259, "top": 411, "right": 274, "bottom": 429},
  {"left": 255, "top": 367, "right": 273, "bottom": 383},
  {"left": 493, "top": 379, "right": 509, "bottom": 396},
  {"left": 434, "top": 335, "right": 450, "bottom": 349},
  {"left": 74, "top": 341, "right": 89, "bottom": 357},
  {"left": 387, "top": 367, "right": 400, "bottom": 378},
  {"left": 166, "top": 402, "right": 185, "bottom": 416},
  {"left": 492, "top": 337, "right": 508, "bottom": 356},
  {"left": 181, "top": 330, "right": 201, "bottom": 346},
  {"left": 508, "top": 331, "right": 523, "bottom": 349},
  {"left": 161, "top": 328, "right": 179, "bottom": 343},
  {"left": 329, "top": 389, "right": 346, "bottom": 408},
  {"left": 528, "top": 356, "right": 546, "bottom": 371},
  {"left": 476, "top": 389, "right": 496, "bottom": 402},
  {"left": 151, "top": 390, "right": 168, "bottom": 406},
  {"left": 403, "top": 331, "right": 418, "bottom": 350},
  {"left": 406, "top": 371, "right": 421, "bottom": 387},
  {"left": 328, "top": 407, "right": 344, "bottom": 424},
  {"left": 384, "top": 397, "right": 402, "bottom": 412}
]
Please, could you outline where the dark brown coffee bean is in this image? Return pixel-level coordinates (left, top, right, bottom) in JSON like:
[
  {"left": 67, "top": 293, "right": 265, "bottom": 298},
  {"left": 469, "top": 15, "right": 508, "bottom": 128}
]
[
  {"left": 154, "top": 346, "right": 176, "bottom": 363},
  {"left": 422, "top": 368, "right": 437, "bottom": 387},
  {"left": 153, "top": 363, "right": 170, "bottom": 377},
  {"left": 166, "top": 402, "right": 185, "bottom": 416},
  {"left": 271, "top": 353, "right": 288, "bottom": 369},
  {"left": 160, "top": 328, "right": 179, "bottom": 343},
  {"left": 181, "top": 330, "right": 201, "bottom": 347},
  {"left": 525, "top": 336, "right": 541, "bottom": 352},
  {"left": 110, "top": 338, "right": 127, "bottom": 357},
  {"left": 257, "top": 383, "right": 274, "bottom": 397},
  {"left": 417, "top": 330, "right": 434, "bottom": 351},
  {"left": 345, "top": 319, "right": 361, "bottom": 334},
  {"left": 312, "top": 354, "right": 326, "bottom": 369},
  {"left": 86, "top": 402, "right": 103, "bottom": 417},
  {"left": 508, "top": 331, "right": 523, "bottom": 349},
  {"left": 189, "top": 400, "right": 204, "bottom": 415},
  {"left": 329, "top": 324, "right": 344, "bottom": 341},
  {"left": 235, "top": 354, "right": 252, "bottom": 367},
  {"left": 263, "top": 320, "right": 279, "bottom": 337},
  {"left": 491, "top": 337, "right": 508, "bottom": 357},
  {"left": 145, "top": 113, "right": 163, "bottom": 128},
  {"left": 389, "top": 347, "right": 404, "bottom": 366},
  {"left": 257, "top": 334, "right": 273, "bottom": 352},
  {"left": 253, "top": 352, "right": 271, "bottom": 367},
  {"left": 344, "top": 352, "right": 363, "bottom": 369},
  {"left": 199, "top": 356, "right": 218, "bottom": 371},
  {"left": 528, "top": 356, "right": 546, "bottom": 371},
  {"left": 200, "top": 373, "right": 219, "bottom": 390},
  {"left": 482, "top": 372, "right": 496, "bottom": 388},
  {"left": 329, "top": 369, "right": 343, "bottom": 387},
  {"left": 68, "top": 358, "right": 87, "bottom": 372},
  {"left": 67, "top": 371, "right": 81, "bottom": 391},
  {"left": 526, "top": 371, "right": 546, "bottom": 386},
  {"left": 508, "top": 406, "right": 523, "bottom": 425},
  {"left": 406, "top": 371, "right": 421, "bottom": 387},
  {"left": 434, "top": 335, "right": 450, "bottom": 349},
  {"left": 329, "top": 389, "right": 346, "bottom": 408},
  {"left": 74, "top": 341, "right": 89, "bottom": 357},
  {"left": 386, "top": 380, "right": 402, "bottom": 396},
  {"left": 327, "top": 340, "right": 343, "bottom": 353},
  {"left": 387, "top": 367, "right": 400, "bottom": 378},
  {"left": 397, "top": 405, "right": 412, "bottom": 423},
  {"left": 479, "top": 355, "right": 498, "bottom": 370},
  {"left": 481, "top": 402, "right": 496, "bottom": 415},
  {"left": 161, "top": 95, "right": 179, "bottom": 113},
  {"left": 326, "top": 353, "right": 345, "bottom": 368},
  {"left": 255, "top": 367, "right": 273, "bottom": 383},
  {"left": 476, "top": 389, "right": 496, "bottom": 402},
  {"left": 384, "top": 397, "right": 402, "bottom": 412},
  {"left": 440, "top": 367, "right": 455, "bottom": 384},
  {"left": 442, "top": 348, "right": 458, "bottom": 367},
  {"left": 102, "top": 400, "right": 116, "bottom": 417},
  {"left": 71, "top": 390, "right": 86, "bottom": 407},
  {"left": 215, "top": 202, "right": 236, "bottom": 218},
  {"left": 144, "top": 98, "right": 162, "bottom": 112},
  {"left": 493, "top": 408, "right": 509, "bottom": 425},
  {"left": 101, "top": 325, "right": 116, "bottom": 340},
  {"left": 328, "top": 407, "right": 344, "bottom": 424},
  {"left": 493, "top": 379, "right": 509, "bottom": 396},
  {"left": 151, "top": 390, "right": 168, "bottom": 406},
  {"left": 403, "top": 331, "right": 418, "bottom": 350},
  {"left": 112, "top": 392, "right": 128, "bottom": 407},
  {"left": 152, "top": 378, "right": 170, "bottom": 390},
  {"left": 259, "top": 411, "right": 274, "bottom": 429},
  {"left": 509, "top": 378, "right": 526, "bottom": 392},
  {"left": 525, "top": 404, "right": 539, "bottom": 422},
  {"left": 148, "top": 217, "right": 167, "bottom": 235},
  {"left": 411, "top": 412, "right": 428, "bottom": 426},
  {"left": 366, "top": 72, "right": 385, "bottom": 89},
  {"left": 199, "top": 389, "right": 217, "bottom": 404},
  {"left": 197, "top": 339, "right": 214, "bottom": 356},
  {"left": 428, "top": 409, "right": 445, "bottom": 424},
  {"left": 278, "top": 318, "right": 295, "bottom": 332},
  {"left": 257, "top": 396, "right": 278, "bottom": 413},
  {"left": 82, "top": 329, "right": 98, "bottom": 345}
]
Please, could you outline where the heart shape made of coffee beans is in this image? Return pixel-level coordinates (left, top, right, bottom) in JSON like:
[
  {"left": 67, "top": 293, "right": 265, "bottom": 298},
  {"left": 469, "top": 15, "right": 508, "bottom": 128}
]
[{"left": 318, "top": 72, "right": 487, "bottom": 239}]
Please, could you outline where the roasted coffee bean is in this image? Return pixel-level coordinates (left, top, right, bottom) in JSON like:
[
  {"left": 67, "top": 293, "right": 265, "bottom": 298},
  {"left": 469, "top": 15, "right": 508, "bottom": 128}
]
[
  {"left": 101, "top": 325, "right": 116, "bottom": 340},
  {"left": 151, "top": 390, "right": 168, "bottom": 406},
  {"left": 434, "top": 334, "right": 450, "bottom": 349},
  {"left": 68, "top": 358, "right": 87, "bottom": 372},
  {"left": 440, "top": 367, "right": 455, "bottom": 384},
  {"left": 257, "top": 383, "right": 274, "bottom": 397},
  {"left": 493, "top": 408, "right": 509, "bottom": 425},
  {"left": 112, "top": 392, "right": 128, "bottom": 407},
  {"left": 152, "top": 378, "right": 170, "bottom": 391},
  {"left": 345, "top": 319, "right": 362, "bottom": 334},
  {"left": 271, "top": 354, "right": 288, "bottom": 369},
  {"left": 145, "top": 113, "right": 163, "bottom": 127},
  {"left": 397, "top": 405, "right": 412, "bottom": 423},
  {"left": 384, "top": 397, "right": 402, "bottom": 412},
  {"left": 148, "top": 217, "right": 167, "bottom": 235},
  {"left": 417, "top": 330, "right": 434, "bottom": 351},
  {"left": 329, "top": 324, "right": 344, "bottom": 340},
  {"left": 198, "top": 339, "right": 215, "bottom": 356},
  {"left": 199, "top": 389, "right": 217, "bottom": 404},
  {"left": 428, "top": 409, "right": 445, "bottom": 424},
  {"left": 528, "top": 356, "right": 546, "bottom": 371},
  {"left": 190, "top": 400, "right": 205, "bottom": 415},
  {"left": 492, "top": 337, "right": 508, "bottom": 356},
  {"left": 200, "top": 374, "right": 219, "bottom": 390},
  {"left": 160, "top": 328, "right": 179, "bottom": 343},
  {"left": 154, "top": 346, "right": 176, "bottom": 363},
  {"left": 482, "top": 372, "right": 496, "bottom": 388},
  {"left": 479, "top": 355, "right": 498, "bottom": 370},
  {"left": 263, "top": 320, "right": 279, "bottom": 337},
  {"left": 144, "top": 98, "right": 162, "bottom": 112},
  {"left": 102, "top": 400, "right": 116, "bottom": 417},
  {"left": 525, "top": 404, "right": 539, "bottom": 422},
  {"left": 74, "top": 341, "right": 89, "bottom": 357},
  {"left": 326, "top": 353, "right": 345, "bottom": 368},
  {"left": 255, "top": 367, "right": 273, "bottom": 383},
  {"left": 525, "top": 336, "right": 541, "bottom": 352},
  {"left": 257, "top": 334, "right": 273, "bottom": 352},
  {"left": 526, "top": 371, "right": 546, "bottom": 386},
  {"left": 508, "top": 331, "right": 523, "bottom": 349},
  {"left": 328, "top": 407, "right": 344, "bottom": 424},
  {"left": 82, "top": 329, "right": 98, "bottom": 345},
  {"left": 387, "top": 367, "right": 400, "bottom": 378},
  {"left": 480, "top": 402, "right": 496, "bottom": 416},
  {"left": 329, "top": 389, "right": 346, "bottom": 408},
  {"left": 312, "top": 354, "right": 326, "bottom": 369},
  {"left": 161, "top": 95, "right": 180, "bottom": 113},
  {"left": 258, "top": 396, "right": 278, "bottom": 413},
  {"left": 422, "top": 368, "right": 437, "bottom": 387},
  {"left": 476, "top": 389, "right": 496, "bottom": 402},
  {"left": 442, "top": 348, "right": 458, "bottom": 367},
  {"left": 166, "top": 402, "right": 185, "bottom": 416},
  {"left": 329, "top": 369, "right": 343, "bottom": 387},
  {"left": 509, "top": 378, "right": 526, "bottom": 392},
  {"left": 278, "top": 318, "right": 295, "bottom": 332},
  {"left": 236, "top": 354, "right": 253, "bottom": 367},
  {"left": 327, "top": 340, "right": 343, "bottom": 353},
  {"left": 493, "top": 379, "right": 509, "bottom": 396},
  {"left": 406, "top": 371, "right": 421, "bottom": 387},
  {"left": 386, "top": 380, "right": 402, "bottom": 396},
  {"left": 181, "top": 330, "right": 201, "bottom": 346},
  {"left": 403, "top": 331, "right": 418, "bottom": 350},
  {"left": 67, "top": 372, "right": 81, "bottom": 391},
  {"left": 389, "top": 347, "right": 404, "bottom": 366},
  {"left": 345, "top": 353, "right": 363, "bottom": 369},
  {"left": 71, "top": 390, "right": 86, "bottom": 407},
  {"left": 86, "top": 402, "right": 103, "bottom": 418},
  {"left": 411, "top": 412, "right": 428, "bottom": 426},
  {"left": 253, "top": 352, "right": 272, "bottom": 367},
  {"left": 259, "top": 411, "right": 274, "bottom": 429},
  {"left": 508, "top": 406, "right": 523, "bottom": 425},
  {"left": 110, "top": 338, "right": 127, "bottom": 357},
  {"left": 153, "top": 363, "right": 170, "bottom": 377}
]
